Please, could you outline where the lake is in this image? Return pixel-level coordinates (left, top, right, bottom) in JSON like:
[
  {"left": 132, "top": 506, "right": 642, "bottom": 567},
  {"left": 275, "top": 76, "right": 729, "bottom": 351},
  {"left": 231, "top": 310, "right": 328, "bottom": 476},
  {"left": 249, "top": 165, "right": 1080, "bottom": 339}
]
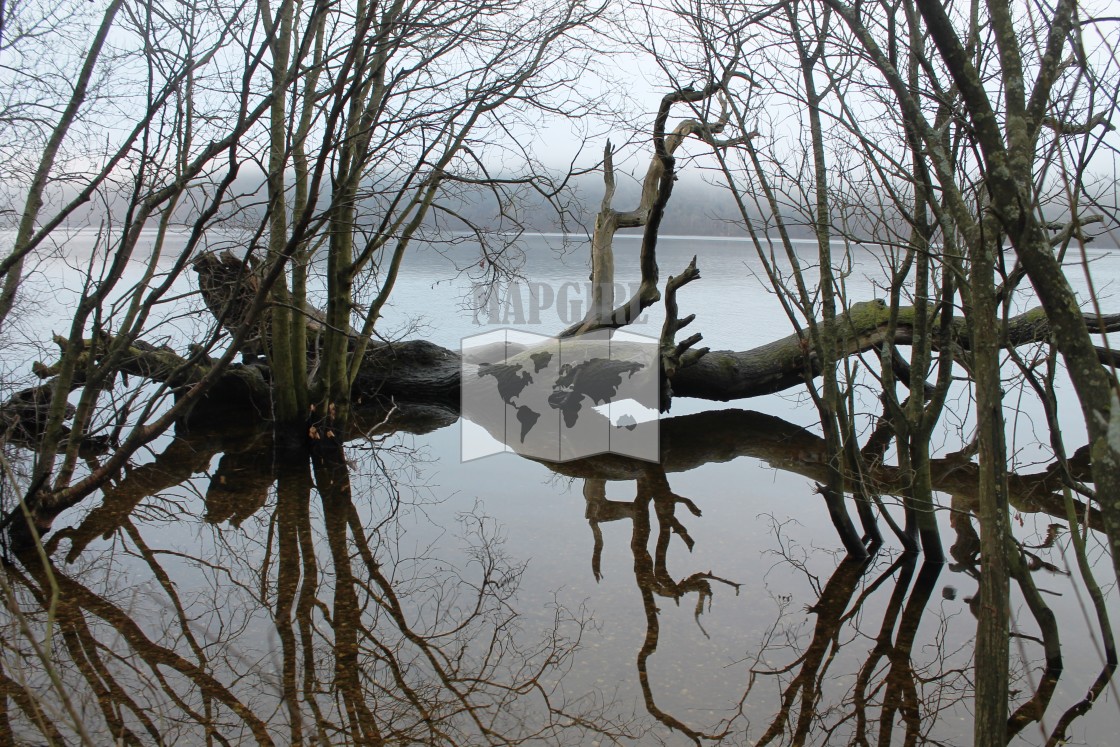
[{"left": 1, "top": 229, "right": 1118, "bottom": 745}]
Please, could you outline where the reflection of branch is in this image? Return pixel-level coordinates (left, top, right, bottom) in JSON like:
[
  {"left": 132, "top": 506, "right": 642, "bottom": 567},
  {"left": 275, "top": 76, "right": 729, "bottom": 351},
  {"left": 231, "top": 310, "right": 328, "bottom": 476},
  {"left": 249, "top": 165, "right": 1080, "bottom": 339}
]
[
  {"left": 5, "top": 428, "right": 641, "bottom": 744},
  {"left": 544, "top": 409, "right": 1103, "bottom": 532},
  {"left": 583, "top": 478, "right": 623, "bottom": 581},
  {"left": 1045, "top": 486, "right": 1119, "bottom": 745},
  {"left": 584, "top": 463, "right": 742, "bottom": 741},
  {"left": 13, "top": 552, "right": 275, "bottom": 745},
  {"left": 30, "top": 404, "right": 446, "bottom": 554},
  {"left": 630, "top": 467, "right": 731, "bottom": 744},
  {"left": 1005, "top": 552, "right": 1063, "bottom": 739},
  {"left": 878, "top": 561, "right": 942, "bottom": 745},
  {"left": 272, "top": 452, "right": 313, "bottom": 744},
  {"left": 0, "top": 667, "right": 68, "bottom": 744},
  {"left": 754, "top": 556, "right": 873, "bottom": 746},
  {"left": 311, "top": 440, "right": 638, "bottom": 744},
  {"left": 852, "top": 554, "right": 917, "bottom": 744},
  {"left": 312, "top": 445, "right": 384, "bottom": 745},
  {"left": 752, "top": 544, "right": 963, "bottom": 747},
  {"left": 51, "top": 422, "right": 270, "bottom": 560}
]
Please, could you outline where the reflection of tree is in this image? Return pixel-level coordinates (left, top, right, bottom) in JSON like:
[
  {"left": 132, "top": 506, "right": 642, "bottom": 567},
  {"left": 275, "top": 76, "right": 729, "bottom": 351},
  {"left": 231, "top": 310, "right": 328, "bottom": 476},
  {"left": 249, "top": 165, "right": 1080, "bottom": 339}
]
[
  {"left": 548, "top": 408, "right": 1101, "bottom": 531},
  {"left": 750, "top": 554, "right": 880, "bottom": 747},
  {"left": 580, "top": 463, "right": 964, "bottom": 745},
  {"left": 585, "top": 470, "right": 739, "bottom": 743},
  {"left": 0, "top": 417, "right": 638, "bottom": 744},
  {"left": 1, "top": 406, "right": 1115, "bottom": 743},
  {"left": 740, "top": 538, "right": 1088, "bottom": 746},
  {"left": 948, "top": 494, "right": 1118, "bottom": 745},
  {"left": 568, "top": 412, "right": 1114, "bottom": 745}
]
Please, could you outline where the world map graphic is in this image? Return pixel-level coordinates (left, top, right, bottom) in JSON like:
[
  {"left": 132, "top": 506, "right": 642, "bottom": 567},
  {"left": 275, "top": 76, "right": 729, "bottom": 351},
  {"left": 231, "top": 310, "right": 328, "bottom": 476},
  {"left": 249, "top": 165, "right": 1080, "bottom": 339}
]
[{"left": 462, "top": 330, "right": 660, "bottom": 462}]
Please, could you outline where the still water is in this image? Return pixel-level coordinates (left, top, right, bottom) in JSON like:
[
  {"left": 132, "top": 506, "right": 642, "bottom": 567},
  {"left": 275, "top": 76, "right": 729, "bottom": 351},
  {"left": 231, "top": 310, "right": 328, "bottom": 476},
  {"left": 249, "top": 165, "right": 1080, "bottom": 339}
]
[{"left": 2, "top": 231, "right": 1119, "bottom": 744}]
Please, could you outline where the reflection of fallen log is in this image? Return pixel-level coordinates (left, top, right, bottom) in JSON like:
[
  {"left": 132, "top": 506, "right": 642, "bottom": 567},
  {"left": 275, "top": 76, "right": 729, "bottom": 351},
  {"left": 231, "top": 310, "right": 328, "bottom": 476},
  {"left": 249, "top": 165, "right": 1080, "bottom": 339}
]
[
  {"left": 5, "top": 394, "right": 1099, "bottom": 592},
  {"left": 36, "top": 398, "right": 1103, "bottom": 555},
  {"left": 529, "top": 409, "right": 1101, "bottom": 528},
  {"left": 38, "top": 403, "right": 454, "bottom": 556},
  {"left": 7, "top": 351, "right": 1102, "bottom": 550}
]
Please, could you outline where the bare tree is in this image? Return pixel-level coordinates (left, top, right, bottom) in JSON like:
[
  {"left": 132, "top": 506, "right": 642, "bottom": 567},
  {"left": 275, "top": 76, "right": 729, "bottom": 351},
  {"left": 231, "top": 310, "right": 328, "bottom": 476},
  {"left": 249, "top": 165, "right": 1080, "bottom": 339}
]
[
  {"left": 604, "top": 1, "right": 1120, "bottom": 744},
  {"left": 0, "top": 0, "right": 609, "bottom": 531}
]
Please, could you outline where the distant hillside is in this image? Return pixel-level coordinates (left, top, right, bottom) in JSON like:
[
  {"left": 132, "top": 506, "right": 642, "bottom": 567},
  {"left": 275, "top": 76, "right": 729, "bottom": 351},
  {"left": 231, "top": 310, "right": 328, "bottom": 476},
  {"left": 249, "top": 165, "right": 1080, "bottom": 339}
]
[
  {"left": 0, "top": 168, "right": 860, "bottom": 241},
  {"left": 433, "top": 170, "right": 818, "bottom": 239}
]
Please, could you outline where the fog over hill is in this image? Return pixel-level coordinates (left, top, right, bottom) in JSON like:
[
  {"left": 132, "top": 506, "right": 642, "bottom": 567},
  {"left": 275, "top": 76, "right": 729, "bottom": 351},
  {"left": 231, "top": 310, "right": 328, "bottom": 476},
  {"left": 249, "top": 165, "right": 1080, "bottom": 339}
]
[
  {"left": 424, "top": 169, "right": 820, "bottom": 239},
  {"left": 9, "top": 167, "right": 1116, "bottom": 248},
  {"left": 1, "top": 169, "right": 804, "bottom": 240}
]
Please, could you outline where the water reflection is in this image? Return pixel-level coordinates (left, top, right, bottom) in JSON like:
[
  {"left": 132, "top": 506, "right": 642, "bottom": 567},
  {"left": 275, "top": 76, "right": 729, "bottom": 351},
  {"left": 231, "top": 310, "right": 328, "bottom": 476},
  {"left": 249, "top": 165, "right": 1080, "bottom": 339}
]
[
  {"left": 3, "top": 412, "right": 639, "bottom": 745},
  {"left": 1, "top": 406, "right": 1116, "bottom": 744}
]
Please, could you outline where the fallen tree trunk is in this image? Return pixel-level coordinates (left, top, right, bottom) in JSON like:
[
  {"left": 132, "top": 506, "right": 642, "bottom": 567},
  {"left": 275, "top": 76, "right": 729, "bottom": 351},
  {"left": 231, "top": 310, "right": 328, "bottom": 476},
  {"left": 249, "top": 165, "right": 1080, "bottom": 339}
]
[
  {"left": 7, "top": 299, "right": 1120, "bottom": 440},
  {"left": 671, "top": 300, "right": 1120, "bottom": 401},
  {"left": 5, "top": 301, "right": 1109, "bottom": 545},
  {"left": 342, "top": 299, "right": 1120, "bottom": 406},
  {"left": 174, "top": 249, "right": 1120, "bottom": 412},
  {"left": 260, "top": 286, "right": 1120, "bottom": 407}
]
